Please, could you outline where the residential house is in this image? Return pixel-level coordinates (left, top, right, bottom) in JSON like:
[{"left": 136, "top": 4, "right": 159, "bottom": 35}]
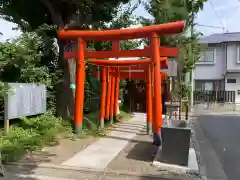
[{"left": 194, "top": 32, "right": 240, "bottom": 103}]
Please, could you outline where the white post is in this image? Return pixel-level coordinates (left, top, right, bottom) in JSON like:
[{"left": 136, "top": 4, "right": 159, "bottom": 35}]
[{"left": 117, "top": 100, "right": 121, "bottom": 115}]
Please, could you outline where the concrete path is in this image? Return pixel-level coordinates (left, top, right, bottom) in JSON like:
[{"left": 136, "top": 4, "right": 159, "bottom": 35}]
[
  {"left": 196, "top": 114, "right": 240, "bottom": 180},
  {"left": 61, "top": 113, "right": 146, "bottom": 170}
]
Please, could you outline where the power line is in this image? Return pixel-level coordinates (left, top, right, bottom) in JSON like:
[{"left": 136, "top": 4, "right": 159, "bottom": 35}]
[
  {"left": 209, "top": 0, "right": 226, "bottom": 32},
  {"left": 196, "top": 23, "right": 225, "bottom": 30}
]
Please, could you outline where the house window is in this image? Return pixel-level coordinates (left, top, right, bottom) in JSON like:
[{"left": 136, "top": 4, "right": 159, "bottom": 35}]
[
  {"left": 195, "top": 80, "right": 224, "bottom": 91},
  {"left": 195, "top": 81, "right": 213, "bottom": 91},
  {"left": 227, "top": 79, "right": 236, "bottom": 83},
  {"left": 195, "top": 81, "right": 205, "bottom": 91},
  {"left": 204, "top": 82, "right": 213, "bottom": 91},
  {"left": 199, "top": 49, "right": 216, "bottom": 63}
]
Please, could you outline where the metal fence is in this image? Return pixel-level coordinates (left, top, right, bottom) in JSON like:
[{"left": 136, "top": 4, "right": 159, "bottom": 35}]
[{"left": 193, "top": 90, "right": 235, "bottom": 104}]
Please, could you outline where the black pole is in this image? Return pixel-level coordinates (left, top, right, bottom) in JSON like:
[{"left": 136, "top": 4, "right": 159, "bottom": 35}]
[
  {"left": 162, "top": 80, "right": 167, "bottom": 115},
  {"left": 185, "top": 102, "right": 189, "bottom": 120}
]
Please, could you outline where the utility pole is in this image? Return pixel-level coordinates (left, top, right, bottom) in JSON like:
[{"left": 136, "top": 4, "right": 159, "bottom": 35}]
[{"left": 189, "top": 0, "right": 194, "bottom": 110}]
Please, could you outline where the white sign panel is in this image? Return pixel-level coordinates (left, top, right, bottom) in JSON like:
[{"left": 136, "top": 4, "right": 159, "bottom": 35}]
[{"left": 4, "top": 83, "right": 47, "bottom": 120}]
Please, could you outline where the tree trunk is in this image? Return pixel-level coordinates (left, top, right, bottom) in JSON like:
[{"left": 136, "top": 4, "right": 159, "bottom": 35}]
[
  {"left": 41, "top": 0, "right": 78, "bottom": 119},
  {"left": 56, "top": 40, "right": 76, "bottom": 119}
]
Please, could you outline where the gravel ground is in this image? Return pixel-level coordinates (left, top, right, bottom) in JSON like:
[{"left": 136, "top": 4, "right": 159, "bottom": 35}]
[
  {"left": 17, "top": 136, "right": 98, "bottom": 165},
  {"left": 106, "top": 129, "right": 159, "bottom": 174},
  {"left": 106, "top": 128, "right": 200, "bottom": 180}
]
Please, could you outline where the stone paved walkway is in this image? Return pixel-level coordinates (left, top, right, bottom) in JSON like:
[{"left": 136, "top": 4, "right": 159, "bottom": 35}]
[{"left": 61, "top": 113, "right": 146, "bottom": 170}]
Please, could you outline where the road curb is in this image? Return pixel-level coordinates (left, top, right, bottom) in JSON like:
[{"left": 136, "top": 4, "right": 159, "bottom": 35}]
[
  {"left": 189, "top": 115, "right": 208, "bottom": 180},
  {"left": 6, "top": 162, "right": 201, "bottom": 180}
]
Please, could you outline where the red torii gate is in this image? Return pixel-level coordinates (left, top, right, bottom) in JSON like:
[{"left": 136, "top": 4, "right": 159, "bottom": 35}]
[
  {"left": 91, "top": 63, "right": 168, "bottom": 135},
  {"left": 58, "top": 21, "right": 184, "bottom": 146},
  {"left": 65, "top": 54, "right": 170, "bottom": 135}
]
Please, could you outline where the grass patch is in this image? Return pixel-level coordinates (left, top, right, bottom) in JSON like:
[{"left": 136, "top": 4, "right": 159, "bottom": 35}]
[
  {"left": 83, "top": 110, "right": 106, "bottom": 137},
  {"left": 0, "top": 112, "right": 72, "bottom": 164},
  {"left": 83, "top": 110, "right": 99, "bottom": 130},
  {"left": 116, "top": 111, "right": 133, "bottom": 121}
]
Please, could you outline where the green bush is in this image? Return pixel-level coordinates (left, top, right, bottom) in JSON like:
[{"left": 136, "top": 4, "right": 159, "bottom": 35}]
[
  {"left": 0, "top": 109, "right": 132, "bottom": 163},
  {"left": 115, "top": 111, "right": 132, "bottom": 122},
  {"left": 0, "top": 113, "right": 72, "bottom": 163}
]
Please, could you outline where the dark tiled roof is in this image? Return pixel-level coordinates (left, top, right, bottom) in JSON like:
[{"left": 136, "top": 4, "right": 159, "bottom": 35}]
[{"left": 200, "top": 32, "right": 240, "bottom": 44}]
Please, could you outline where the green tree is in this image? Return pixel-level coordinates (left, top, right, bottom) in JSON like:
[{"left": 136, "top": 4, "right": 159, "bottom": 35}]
[
  {"left": 0, "top": 32, "right": 54, "bottom": 115},
  {"left": 0, "top": 0, "right": 140, "bottom": 118},
  {"left": 141, "top": 0, "right": 207, "bottom": 101}
]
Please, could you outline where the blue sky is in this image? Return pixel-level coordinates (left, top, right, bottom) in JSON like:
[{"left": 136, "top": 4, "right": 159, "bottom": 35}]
[
  {"left": 0, "top": 0, "right": 240, "bottom": 41},
  {"left": 195, "top": 0, "right": 240, "bottom": 34}
]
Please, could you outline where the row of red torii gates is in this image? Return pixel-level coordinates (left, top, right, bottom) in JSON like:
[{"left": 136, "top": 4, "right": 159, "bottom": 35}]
[{"left": 58, "top": 21, "right": 185, "bottom": 145}]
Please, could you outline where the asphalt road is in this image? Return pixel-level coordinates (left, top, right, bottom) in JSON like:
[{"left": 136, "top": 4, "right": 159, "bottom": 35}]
[{"left": 196, "top": 114, "right": 240, "bottom": 180}]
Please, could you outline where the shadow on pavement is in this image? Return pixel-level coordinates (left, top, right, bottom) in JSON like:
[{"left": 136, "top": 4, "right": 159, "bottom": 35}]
[
  {"left": 105, "top": 135, "right": 147, "bottom": 143},
  {"left": 126, "top": 141, "right": 157, "bottom": 162},
  {"left": 106, "top": 128, "right": 158, "bottom": 162},
  {"left": 1, "top": 173, "right": 37, "bottom": 180},
  {"left": 113, "top": 123, "right": 146, "bottom": 128},
  {"left": 2, "top": 167, "right": 39, "bottom": 180},
  {"left": 2, "top": 150, "right": 57, "bottom": 180}
]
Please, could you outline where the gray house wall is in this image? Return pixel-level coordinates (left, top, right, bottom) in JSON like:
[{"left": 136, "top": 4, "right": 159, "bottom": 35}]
[
  {"left": 226, "top": 43, "right": 240, "bottom": 71},
  {"left": 193, "top": 33, "right": 240, "bottom": 103},
  {"left": 194, "top": 43, "right": 225, "bottom": 80},
  {"left": 194, "top": 41, "right": 240, "bottom": 92}
]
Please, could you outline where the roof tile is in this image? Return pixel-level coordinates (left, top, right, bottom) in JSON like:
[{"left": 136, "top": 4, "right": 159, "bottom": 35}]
[{"left": 200, "top": 32, "right": 240, "bottom": 44}]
